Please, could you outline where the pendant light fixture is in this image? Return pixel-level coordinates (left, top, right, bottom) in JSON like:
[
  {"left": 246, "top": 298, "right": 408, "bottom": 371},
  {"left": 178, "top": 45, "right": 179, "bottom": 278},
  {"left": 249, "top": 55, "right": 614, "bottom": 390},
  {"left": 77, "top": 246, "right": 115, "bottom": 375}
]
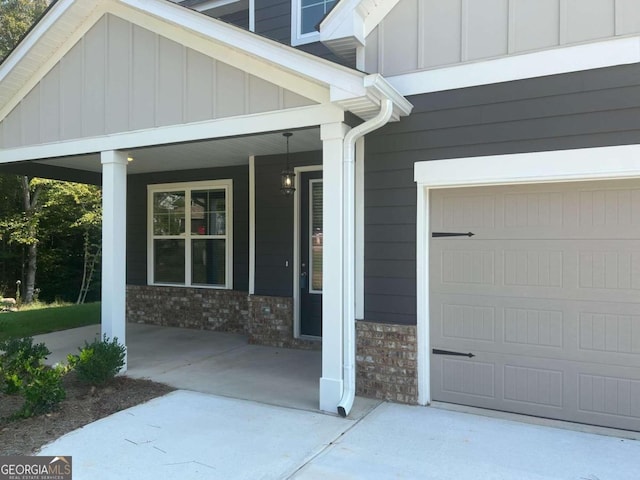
[{"left": 280, "top": 132, "right": 295, "bottom": 196}]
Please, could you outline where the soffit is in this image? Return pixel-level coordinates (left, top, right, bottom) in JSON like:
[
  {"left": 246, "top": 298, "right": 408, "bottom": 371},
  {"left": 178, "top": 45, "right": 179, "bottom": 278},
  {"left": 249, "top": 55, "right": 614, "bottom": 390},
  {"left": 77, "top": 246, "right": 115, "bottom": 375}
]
[{"left": 35, "top": 127, "right": 322, "bottom": 174}]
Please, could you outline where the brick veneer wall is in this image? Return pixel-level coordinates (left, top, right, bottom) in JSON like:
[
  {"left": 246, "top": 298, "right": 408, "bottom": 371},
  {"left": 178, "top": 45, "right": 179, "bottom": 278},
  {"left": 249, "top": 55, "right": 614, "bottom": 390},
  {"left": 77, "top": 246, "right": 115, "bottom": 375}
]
[
  {"left": 247, "top": 295, "right": 321, "bottom": 350},
  {"left": 126, "top": 285, "right": 250, "bottom": 333},
  {"left": 356, "top": 321, "right": 418, "bottom": 404},
  {"left": 126, "top": 286, "right": 319, "bottom": 349}
]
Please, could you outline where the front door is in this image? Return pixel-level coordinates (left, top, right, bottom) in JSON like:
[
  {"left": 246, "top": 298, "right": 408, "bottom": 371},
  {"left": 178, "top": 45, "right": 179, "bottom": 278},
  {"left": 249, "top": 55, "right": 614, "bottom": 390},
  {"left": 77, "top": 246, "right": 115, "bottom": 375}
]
[{"left": 300, "top": 171, "right": 323, "bottom": 337}]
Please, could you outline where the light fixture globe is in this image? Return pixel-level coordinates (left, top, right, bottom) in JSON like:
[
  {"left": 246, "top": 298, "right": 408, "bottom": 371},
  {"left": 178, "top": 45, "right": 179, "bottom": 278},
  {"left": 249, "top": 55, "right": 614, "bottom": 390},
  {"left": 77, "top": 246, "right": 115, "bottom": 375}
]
[{"left": 280, "top": 132, "right": 295, "bottom": 196}]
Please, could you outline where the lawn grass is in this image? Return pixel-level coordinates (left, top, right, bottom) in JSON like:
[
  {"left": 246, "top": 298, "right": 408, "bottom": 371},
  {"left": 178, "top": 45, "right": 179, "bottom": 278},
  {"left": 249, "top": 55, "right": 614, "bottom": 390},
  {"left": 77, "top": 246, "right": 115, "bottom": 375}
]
[{"left": 0, "top": 303, "right": 100, "bottom": 341}]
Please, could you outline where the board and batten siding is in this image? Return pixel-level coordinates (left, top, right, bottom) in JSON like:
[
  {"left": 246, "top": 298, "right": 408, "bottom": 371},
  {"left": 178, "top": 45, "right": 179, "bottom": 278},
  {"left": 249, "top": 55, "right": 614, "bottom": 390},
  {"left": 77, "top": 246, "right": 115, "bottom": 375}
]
[
  {"left": 0, "top": 13, "right": 314, "bottom": 150},
  {"left": 363, "top": 62, "right": 640, "bottom": 326},
  {"left": 365, "top": 0, "right": 640, "bottom": 76},
  {"left": 127, "top": 166, "right": 250, "bottom": 292}
]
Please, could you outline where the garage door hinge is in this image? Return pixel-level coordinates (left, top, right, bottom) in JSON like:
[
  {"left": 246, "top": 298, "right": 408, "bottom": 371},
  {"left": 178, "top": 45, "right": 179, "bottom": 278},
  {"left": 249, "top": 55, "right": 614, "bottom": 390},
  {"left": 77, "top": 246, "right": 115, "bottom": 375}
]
[
  {"left": 431, "top": 232, "right": 475, "bottom": 238},
  {"left": 432, "top": 349, "right": 475, "bottom": 358}
]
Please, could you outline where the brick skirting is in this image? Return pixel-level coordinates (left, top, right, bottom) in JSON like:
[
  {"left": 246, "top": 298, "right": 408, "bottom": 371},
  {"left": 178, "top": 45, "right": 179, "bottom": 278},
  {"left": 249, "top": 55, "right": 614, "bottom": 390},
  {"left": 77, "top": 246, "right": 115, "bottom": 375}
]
[
  {"left": 126, "top": 286, "right": 320, "bottom": 350},
  {"left": 356, "top": 321, "right": 418, "bottom": 404},
  {"left": 247, "top": 295, "right": 321, "bottom": 350},
  {"left": 126, "top": 285, "right": 250, "bottom": 333}
]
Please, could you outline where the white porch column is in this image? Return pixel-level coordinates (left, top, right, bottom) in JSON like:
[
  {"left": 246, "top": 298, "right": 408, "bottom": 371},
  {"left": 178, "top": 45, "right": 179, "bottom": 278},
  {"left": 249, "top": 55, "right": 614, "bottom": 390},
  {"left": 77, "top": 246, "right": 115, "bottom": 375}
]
[
  {"left": 101, "top": 150, "right": 128, "bottom": 369},
  {"left": 319, "top": 122, "right": 349, "bottom": 412}
]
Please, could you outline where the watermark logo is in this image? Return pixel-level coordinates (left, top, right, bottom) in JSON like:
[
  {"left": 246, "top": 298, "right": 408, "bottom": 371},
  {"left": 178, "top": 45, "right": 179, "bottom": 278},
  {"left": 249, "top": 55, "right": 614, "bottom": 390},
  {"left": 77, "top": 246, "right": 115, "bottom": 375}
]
[{"left": 0, "top": 456, "right": 72, "bottom": 480}]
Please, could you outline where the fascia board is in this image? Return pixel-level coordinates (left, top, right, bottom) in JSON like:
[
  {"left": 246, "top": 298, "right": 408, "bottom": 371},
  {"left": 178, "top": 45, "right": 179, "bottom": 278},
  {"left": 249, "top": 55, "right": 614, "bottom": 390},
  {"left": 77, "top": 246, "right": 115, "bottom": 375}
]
[
  {"left": 0, "top": 0, "right": 76, "bottom": 83},
  {"left": 0, "top": 104, "right": 345, "bottom": 163},
  {"left": 320, "top": 0, "right": 399, "bottom": 43},
  {"left": 0, "top": 3, "right": 109, "bottom": 122},
  {"left": 364, "top": 74, "right": 413, "bottom": 117}
]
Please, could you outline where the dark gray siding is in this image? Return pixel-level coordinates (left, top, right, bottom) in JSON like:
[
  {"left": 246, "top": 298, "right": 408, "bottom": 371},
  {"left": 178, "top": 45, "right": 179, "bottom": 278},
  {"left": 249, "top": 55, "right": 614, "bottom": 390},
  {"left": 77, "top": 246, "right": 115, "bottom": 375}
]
[
  {"left": 127, "top": 165, "right": 249, "bottom": 291},
  {"left": 219, "top": 9, "right": 249, "bottom": 29},
  {"left": 364, "top": 63, "right": 640, "bottom": 326},
  {"left": 255, "top": 0, "right": 289, "bottom": 43},
  {"left": 254, "top": 0, "right": 349, "bottom": 65},
  {"left": 254, "top": 150, "right": 321, "bottom": 297}
]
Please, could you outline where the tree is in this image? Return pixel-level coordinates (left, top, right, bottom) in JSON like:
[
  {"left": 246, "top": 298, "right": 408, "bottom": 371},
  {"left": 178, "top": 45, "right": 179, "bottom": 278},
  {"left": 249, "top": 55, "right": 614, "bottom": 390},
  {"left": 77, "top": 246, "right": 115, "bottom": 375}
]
[
  {"left": 39, "top": 181, "right": 102, "bottom": 304},
  {"left": 0, "top": 179, "right": 102, "bottom": 304},
  {"left": 0, "top": 177, "right": 48, "bottom": 303},
  {"left": 0, "top": 0, "right": 48, "bottom": 62}
]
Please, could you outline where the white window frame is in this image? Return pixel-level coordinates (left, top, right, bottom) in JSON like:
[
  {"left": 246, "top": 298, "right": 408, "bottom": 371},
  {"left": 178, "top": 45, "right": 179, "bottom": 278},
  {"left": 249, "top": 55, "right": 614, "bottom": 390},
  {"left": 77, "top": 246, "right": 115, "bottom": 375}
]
[
  {"left": 291, "top": 0, "right": 335, "bottom": 46},
  {"left": 147, "top": 179, "right": 233, "bottom": 289}
]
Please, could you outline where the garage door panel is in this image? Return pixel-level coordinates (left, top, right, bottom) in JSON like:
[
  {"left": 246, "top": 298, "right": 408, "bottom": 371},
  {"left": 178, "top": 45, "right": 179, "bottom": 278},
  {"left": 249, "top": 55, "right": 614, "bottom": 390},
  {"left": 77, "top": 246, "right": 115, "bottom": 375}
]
[
  {"left": 503, "top": 364, "right": 564, "bottom": 408},
  {"left": 440, "top": 357, "right": 496, "bottom": 398},
  {"left": 431, "top": 179, "right": 640, "bottom": 237},
  {"left": 433, "top": 294, "right": 640, "bottom": 365},
  {"left": 578, "top": 373, "right": 640, "bottom": 420},
  {"left": 433, "top": 243, "right": 639, "bottom": 303},
  {"left": 578, "top": 312, "right": 640, "bottom": 355},
  {"left": 430, "top": 180, "right": 640, "bottom": 430},
  {"left": 433, "top": 350, "right": 640, "bottom": 427}
]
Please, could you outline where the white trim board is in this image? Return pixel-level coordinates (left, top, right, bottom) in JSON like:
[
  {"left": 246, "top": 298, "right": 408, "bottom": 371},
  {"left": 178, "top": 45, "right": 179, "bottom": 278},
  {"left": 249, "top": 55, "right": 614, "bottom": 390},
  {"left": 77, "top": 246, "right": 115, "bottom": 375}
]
[
  {"left": 0, "top": 105, "right": 344, "bottom": 163},
  {"left": 389, "top": 35, "right": 640, "bottom": 96},
  {"left": 413, "top": 144, "right": 640, "bottom": 406},
  {"left": 248, "top": 155, "right": 256, "bottom": 295}
]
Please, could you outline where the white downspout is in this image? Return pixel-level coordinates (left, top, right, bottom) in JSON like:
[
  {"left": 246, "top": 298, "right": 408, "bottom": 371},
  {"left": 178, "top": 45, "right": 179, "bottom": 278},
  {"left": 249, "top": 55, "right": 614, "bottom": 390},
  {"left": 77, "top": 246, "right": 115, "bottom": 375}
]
[{"left": 337, "top": 97, "right": 394, "bottom": 417}]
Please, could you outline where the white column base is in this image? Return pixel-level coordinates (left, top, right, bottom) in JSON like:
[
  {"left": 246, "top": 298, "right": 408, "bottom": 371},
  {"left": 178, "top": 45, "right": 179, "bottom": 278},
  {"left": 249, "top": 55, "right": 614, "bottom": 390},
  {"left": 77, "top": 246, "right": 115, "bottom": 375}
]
[{"left": 319, "top": 377, "right": 344, "bottom": 413}]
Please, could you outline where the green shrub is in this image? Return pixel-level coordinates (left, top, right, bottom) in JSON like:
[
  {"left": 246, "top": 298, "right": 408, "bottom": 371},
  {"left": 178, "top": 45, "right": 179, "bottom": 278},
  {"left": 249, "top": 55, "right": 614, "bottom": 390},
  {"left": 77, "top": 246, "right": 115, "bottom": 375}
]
[
  {"left": 0, "top": 337, "right": 51, "bottom": 394},
  {"left": 68, "top": 335, "right": 125, "bottom": 386},
  {"left": 0, "top": 336, "right": 66, "bottom": 418},
  {"left": 16, "top": 364, "right": 66, "bottom": 418}
]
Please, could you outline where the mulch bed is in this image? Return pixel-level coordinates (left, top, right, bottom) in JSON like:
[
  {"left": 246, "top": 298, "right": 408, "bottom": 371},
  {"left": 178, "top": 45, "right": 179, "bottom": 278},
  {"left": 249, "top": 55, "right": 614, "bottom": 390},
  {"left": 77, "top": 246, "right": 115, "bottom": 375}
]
[{"left": 0, "top": 372, "right": 175, "bottom": 455}]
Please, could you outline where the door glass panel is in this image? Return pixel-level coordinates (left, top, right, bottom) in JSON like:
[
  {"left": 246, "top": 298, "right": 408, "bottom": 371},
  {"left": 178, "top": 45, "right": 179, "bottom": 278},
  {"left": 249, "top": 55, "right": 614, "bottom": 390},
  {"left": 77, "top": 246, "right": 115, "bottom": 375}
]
[
  {"left": 310, "top": 180, "right": 323, "bottom": 292},
  {"left": 154, "top": 239, "right": 185, "bottom": 283},
  {"left": 153, "top": 191, "right": 185, "bottom": 235},
  {"left": 191, "top": 189, "right": 226, "bottom": 235},
  {"left": 192, "top": 239, "right": 226, "bottom": 286}
]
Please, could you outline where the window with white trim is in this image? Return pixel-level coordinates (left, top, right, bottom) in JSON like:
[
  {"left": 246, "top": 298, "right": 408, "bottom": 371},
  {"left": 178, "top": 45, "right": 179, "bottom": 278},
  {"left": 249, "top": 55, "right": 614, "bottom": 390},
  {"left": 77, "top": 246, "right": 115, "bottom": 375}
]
[
  {"left": 291, "top": 0, "right": 337, "bottom": 45},
  {"left": 148, "top": 180, "right": 233, "bottom": 289}
]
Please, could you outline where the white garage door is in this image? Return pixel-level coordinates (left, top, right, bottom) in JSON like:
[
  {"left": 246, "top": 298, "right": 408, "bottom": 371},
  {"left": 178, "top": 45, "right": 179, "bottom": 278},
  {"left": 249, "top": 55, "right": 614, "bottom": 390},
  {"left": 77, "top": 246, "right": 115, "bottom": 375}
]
[{"left": 430, "top": 179, "right": 640, "bottom": 430}]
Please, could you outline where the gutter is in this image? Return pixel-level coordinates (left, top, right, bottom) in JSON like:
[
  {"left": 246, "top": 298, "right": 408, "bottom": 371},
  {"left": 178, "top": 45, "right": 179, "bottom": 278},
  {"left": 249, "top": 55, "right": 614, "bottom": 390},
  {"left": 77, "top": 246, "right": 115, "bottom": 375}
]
[{"left": 337, "top": 93, "right": 394, "bottom": 418}]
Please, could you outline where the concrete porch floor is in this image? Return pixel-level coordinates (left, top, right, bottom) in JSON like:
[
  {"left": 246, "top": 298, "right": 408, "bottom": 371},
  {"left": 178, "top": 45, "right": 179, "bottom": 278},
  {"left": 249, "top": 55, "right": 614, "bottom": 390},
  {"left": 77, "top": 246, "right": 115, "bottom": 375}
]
[{"left": 35, "top": 323, "right": 380, "bottom": 417}]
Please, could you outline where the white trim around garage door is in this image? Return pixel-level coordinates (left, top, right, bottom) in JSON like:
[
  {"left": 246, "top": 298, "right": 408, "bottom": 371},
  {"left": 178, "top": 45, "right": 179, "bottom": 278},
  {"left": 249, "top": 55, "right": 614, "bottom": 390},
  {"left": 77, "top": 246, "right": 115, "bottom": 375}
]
[{"left": 414, "top": 144, "right": 640, "bottom": 406}]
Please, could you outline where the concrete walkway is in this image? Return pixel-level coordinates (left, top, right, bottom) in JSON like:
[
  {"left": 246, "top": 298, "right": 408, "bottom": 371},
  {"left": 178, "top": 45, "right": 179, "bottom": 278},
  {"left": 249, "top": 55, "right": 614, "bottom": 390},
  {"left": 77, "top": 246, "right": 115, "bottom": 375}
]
[{"left": 38, "top": 390, "right": 640, "bottom": 480}]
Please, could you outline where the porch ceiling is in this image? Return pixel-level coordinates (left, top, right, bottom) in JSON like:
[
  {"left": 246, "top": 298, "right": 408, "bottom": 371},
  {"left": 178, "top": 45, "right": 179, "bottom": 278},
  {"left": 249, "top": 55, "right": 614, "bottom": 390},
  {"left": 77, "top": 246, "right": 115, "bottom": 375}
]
[{"left": 34, "top": 127, "right": 321, "bottom": 174}]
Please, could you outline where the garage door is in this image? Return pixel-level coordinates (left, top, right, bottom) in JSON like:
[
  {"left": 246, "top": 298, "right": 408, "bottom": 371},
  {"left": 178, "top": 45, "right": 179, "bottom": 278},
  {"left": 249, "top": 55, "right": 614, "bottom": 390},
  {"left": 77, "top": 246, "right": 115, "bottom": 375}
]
[{"left": 430, "top": 179, "right": 640, "bottom": 430}]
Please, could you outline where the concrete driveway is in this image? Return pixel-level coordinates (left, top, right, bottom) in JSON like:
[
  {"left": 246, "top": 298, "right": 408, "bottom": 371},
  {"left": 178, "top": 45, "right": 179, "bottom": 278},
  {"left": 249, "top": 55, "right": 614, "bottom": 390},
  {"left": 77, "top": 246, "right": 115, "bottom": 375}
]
[
  {"left": 38, "top": 390, "right": 640, "bottom": 480},
  {"left": 34, "top": 325, "right": 640, "bottom": 479}
]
